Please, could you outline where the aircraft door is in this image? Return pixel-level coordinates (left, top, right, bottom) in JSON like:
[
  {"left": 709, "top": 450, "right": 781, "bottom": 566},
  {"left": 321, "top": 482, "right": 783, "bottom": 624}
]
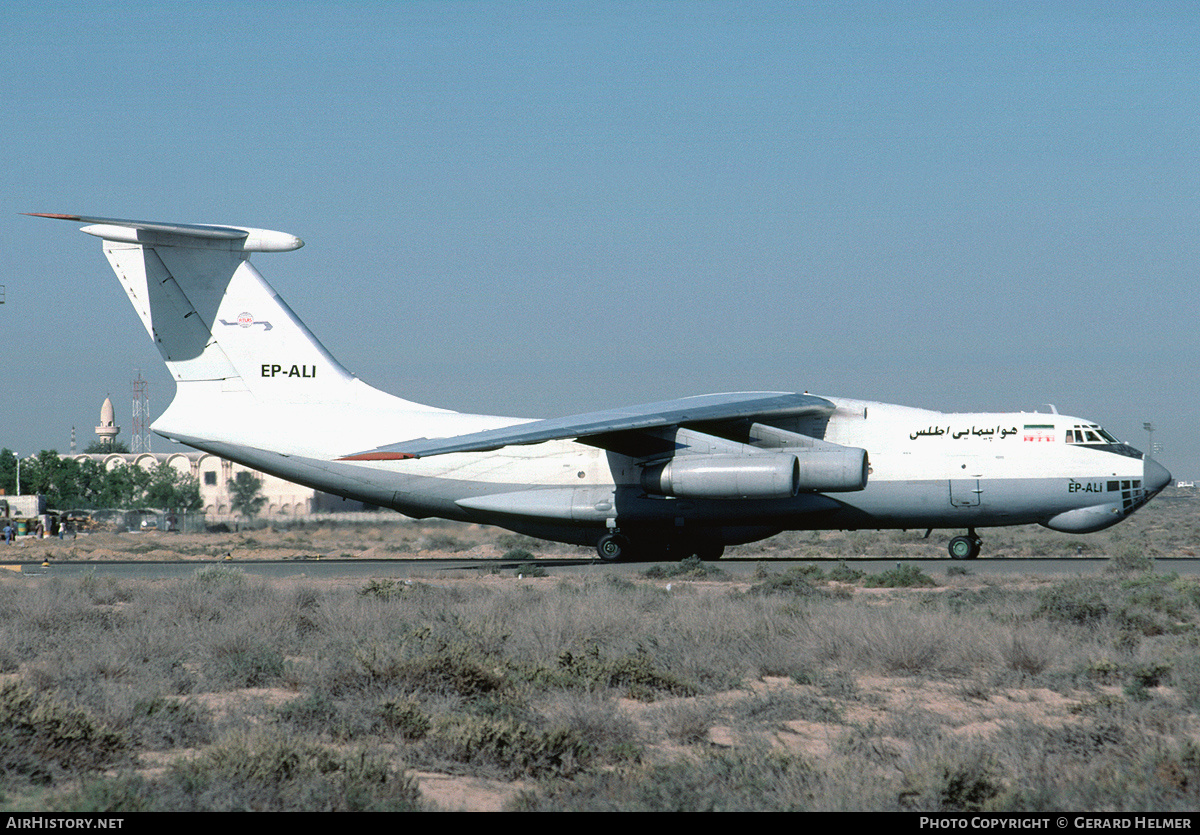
[{"left": 949, "top": 479, "right": 982, "bottom": 507}]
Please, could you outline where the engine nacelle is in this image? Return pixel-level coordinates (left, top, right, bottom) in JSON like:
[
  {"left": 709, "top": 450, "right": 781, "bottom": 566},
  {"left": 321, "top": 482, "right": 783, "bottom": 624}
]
[
  {"left": 641, "top": 447, "right": 868, "bottom": 499},
  {"left": 794, "top": 446, "right": 869, "bottom": 492},
  {"left": 641, "top": 453, "right": 800, "bottom": 499}
]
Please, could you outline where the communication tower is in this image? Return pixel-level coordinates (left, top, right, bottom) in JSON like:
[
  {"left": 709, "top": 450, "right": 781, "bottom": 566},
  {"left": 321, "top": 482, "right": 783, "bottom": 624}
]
[{"left": 131, "top": 371, "right": 151, "bottom": 453}]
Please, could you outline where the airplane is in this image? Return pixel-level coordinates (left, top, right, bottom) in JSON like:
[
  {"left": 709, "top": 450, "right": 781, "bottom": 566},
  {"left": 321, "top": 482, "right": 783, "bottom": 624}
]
[{"left": 31, "top": 213, "right": 1172, "bottom": 561}]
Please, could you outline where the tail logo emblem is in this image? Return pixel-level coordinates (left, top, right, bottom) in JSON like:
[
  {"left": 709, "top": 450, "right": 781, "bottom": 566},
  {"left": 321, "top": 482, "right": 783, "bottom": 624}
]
[{"left": 219, "top": 312, "right": 274, "bottom": 331}]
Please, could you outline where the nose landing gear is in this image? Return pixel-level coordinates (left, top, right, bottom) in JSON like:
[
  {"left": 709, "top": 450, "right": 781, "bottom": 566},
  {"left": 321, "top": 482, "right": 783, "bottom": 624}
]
[{"left": 948, "top": 529, "right": 982, "bottom": 560}]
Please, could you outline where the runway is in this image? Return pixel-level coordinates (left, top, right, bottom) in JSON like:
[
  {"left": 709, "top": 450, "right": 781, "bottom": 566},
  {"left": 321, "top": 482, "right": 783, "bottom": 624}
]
[{"left": 7, "top": 556, "right": 1200, "bottom": 581}]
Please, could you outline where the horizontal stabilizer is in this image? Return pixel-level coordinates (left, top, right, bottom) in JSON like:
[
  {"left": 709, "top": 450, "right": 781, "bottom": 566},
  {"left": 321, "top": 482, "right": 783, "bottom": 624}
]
[
  {"left": 341, "top": 391, "right": 835, "bottom": 460},
  {"left": 26, "top": 213, "right": 302, "bottom": 252}
]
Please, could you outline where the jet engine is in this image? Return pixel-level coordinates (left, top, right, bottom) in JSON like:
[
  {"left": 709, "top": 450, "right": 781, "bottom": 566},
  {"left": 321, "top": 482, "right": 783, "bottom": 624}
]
[{"left": 641, "top": 448, "right": 867, "bottom": 499}]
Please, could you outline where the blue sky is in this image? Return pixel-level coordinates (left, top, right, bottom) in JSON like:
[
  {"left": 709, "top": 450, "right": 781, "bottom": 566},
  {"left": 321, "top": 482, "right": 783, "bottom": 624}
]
[{"left": 2, "top": 1, "right": 1196, "bottom": 476}]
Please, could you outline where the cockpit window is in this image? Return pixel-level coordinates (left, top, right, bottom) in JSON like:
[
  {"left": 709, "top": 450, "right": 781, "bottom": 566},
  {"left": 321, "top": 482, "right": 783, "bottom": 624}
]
[{"left": 1066, "top": 424, "right": 1121, "bottom": 445}]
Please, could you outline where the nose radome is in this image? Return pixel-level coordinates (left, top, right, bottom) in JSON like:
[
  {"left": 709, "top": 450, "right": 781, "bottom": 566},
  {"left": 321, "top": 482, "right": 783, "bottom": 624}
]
[{"left": 1144, "top": 456, "right": 1172, "bottom": 494}]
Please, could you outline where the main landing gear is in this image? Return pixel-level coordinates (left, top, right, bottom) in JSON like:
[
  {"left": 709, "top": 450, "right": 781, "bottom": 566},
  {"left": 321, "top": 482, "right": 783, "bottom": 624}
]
[
  {"left": 596, "top": 531, "right": 725, "bottom": 562},
  {"left": 597, "top": 532, "right": 629, "bottom": 562},
  {"left": 948, "top": 528, "right": 982, "bottom": 560}
]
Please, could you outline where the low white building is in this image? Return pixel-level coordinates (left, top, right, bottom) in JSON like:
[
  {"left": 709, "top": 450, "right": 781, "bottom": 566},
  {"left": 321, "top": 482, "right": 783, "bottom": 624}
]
[
  {"left": 0, "top": 495, "right": 45, "bottom": 517},
  {"left": 74, "top": 397, "right": 367, "bottom": 520},
  {"left": 72, "top": 452, "right": 367, "bottom": 519}
]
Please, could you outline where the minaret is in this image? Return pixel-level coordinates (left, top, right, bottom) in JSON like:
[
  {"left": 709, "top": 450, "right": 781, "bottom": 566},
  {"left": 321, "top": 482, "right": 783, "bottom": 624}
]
[{"left": 95, "top": 397, "right": 121, "bottom": 448}]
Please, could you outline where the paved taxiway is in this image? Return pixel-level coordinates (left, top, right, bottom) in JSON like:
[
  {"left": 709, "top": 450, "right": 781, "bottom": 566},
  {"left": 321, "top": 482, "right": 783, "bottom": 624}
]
[{"left": 8, "top": 557, "right": 1200, "bottom": 582}]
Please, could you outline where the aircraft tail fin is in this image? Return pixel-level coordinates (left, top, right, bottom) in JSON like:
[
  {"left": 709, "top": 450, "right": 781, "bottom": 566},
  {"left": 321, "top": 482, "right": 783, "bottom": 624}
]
[{"left": 30, "top": 214, "right": 438, "bottom": 449}]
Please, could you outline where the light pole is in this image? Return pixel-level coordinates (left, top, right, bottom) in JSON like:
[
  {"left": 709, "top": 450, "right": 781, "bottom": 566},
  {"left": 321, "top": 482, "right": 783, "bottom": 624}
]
[
  {"left": 1143, "top": 423, "right": 1155, "bottom": 459},
  {"left": 14, "top": 453, "right": 19, "bottom": 497}
]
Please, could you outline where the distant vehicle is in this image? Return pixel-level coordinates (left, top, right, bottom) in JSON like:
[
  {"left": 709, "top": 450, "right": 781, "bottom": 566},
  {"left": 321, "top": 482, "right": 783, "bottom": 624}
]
[
  {"left": 61, "top": 510, "right": 98, "bottom": 532},
  {"left": 139, "top": 518, "right": 158, "bottom": 530},
  {"left": 35, "top": 213, "right": 1171, "bottom": 560}
]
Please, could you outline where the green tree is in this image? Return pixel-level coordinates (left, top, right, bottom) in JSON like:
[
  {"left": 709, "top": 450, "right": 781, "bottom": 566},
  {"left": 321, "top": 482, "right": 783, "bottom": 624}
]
[
  {"left": 21, "top": 451, "right": 72, "bottom": 507},
  {"left": 71, "top": 457, "right": 111, "bottom": 507},
  {"left": 228, "top": 471, "right": 267, "bottom": 520},
  {"left": 0, "top": 450, "right": 97, "bottom": 506},
  {"left": 144, "top": 463, "right": 203, "bottom": 511},
  {"left": 0, "top": 449, "right": 15, "bottom": 496},
  {"left": 0, "top": 450, "right": 204, "bottom": 511},
  {"left": 83, "top": 439, "right": 130, "bottom": 454},
  {"left": 94, "top": 461, "right": 152, "bottom": 508}
]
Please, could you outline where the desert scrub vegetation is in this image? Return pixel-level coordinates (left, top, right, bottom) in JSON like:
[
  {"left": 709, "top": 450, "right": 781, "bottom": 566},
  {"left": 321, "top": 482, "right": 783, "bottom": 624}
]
[
  {"left": 51, "top": 732, "right": 422, "bottom": 812},
  {"left": 2, "top": 558, "right": 1200, "bottom": 810}
]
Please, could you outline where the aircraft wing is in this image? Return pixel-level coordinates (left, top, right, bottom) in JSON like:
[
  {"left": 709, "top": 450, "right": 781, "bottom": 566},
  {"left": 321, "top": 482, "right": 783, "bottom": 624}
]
[{"left": 340, "top": 391, "right": 835, "bottom": 460}]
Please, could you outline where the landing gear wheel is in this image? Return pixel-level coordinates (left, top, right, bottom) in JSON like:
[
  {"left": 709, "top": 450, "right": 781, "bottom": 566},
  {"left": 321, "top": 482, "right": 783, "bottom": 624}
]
[
  {"left": 948, "top": 533, "right": 982, "bottom": 560},
  {"left": 597, "top": 533, "right": 630, "bottom": 562}
]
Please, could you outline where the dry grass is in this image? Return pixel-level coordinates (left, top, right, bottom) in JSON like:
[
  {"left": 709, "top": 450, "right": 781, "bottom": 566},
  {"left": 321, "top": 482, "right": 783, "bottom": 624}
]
[{"left": 0, "top": 489, "right": 1197, "bottom": 811}]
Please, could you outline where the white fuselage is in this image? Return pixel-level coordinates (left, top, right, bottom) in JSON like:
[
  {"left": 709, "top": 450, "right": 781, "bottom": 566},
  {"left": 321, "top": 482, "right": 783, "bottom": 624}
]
[{"left": 157, "top": 389, "right": 1160, "bottom": 546}]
